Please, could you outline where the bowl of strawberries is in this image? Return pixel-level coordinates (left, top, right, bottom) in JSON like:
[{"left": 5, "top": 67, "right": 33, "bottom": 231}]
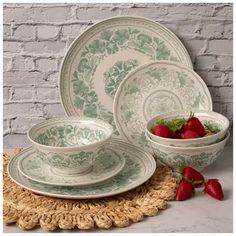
[
  {"left": 145, "top": 110, "right": 230, "bottom": 171},
  {"left": 146, "top": 110, "right": 229, "bottom": 147}
]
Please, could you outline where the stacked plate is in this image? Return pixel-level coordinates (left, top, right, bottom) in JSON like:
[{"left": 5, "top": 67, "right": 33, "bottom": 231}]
[{"left": 8, "top": 16, "right": 220, "bottom": 199}]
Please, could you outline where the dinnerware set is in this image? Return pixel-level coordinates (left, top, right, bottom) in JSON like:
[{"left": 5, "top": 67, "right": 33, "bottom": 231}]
[{"left": 8, "top": 16, "right": 229, "bottom": 199}]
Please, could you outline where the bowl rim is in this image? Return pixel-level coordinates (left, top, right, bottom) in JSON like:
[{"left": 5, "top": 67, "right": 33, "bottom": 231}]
[
  {"left": 146, "top": 130, "right": 230, "bottom": 150},
  {"left": 146, "top": 110, "right": 230, "bottom": 143},
  {"left": 27, "top": 117, "right": 113, "bottom": 151}
]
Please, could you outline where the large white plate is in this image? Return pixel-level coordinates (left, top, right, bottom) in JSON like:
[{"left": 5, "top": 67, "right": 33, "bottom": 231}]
[
  {"left": 7, "top": 139, "right": 156, "bottom": 199},
  {"left": 59, "top": 16, "right": 193, "bottom": 134},
  {"left": 18, "top": 146, "right": 125, "bottom": 187},
  {"left": 113, "top": 61, "right": 212, "bottom": 149}
]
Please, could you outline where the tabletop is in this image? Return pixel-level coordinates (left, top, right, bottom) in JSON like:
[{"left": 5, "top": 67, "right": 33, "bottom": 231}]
[{"left": 3, "top": 146, "right": 233, "bottom": 233}]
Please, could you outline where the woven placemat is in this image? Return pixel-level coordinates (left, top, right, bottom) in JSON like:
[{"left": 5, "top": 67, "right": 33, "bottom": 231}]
[{"left": 3, "top": 148, "right": 177, "bottom": 231}]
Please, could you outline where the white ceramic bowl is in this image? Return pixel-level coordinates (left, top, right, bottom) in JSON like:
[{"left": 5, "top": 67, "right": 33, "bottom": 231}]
[
  {"left": 28, "top": 117, "right": 113, "bottom": 175},
  {"left": 146, "top": 131, "right": 229, "bottom": 171},
  {"left": 146, "top": 110, "right": 229, "bottom": 147}
]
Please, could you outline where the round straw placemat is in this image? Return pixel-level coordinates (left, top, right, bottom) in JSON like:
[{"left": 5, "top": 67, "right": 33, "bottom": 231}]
[{"left": 3, "top": 148, "right": 177, "bottom": 231}]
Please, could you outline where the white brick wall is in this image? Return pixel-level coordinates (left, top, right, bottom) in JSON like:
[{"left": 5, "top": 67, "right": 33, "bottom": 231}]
[{"left": 3, "top": 3, "right": 233, "bottom": 149}]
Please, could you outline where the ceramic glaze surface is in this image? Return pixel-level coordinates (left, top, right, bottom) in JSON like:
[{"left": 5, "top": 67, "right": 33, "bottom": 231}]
[
  {"left": 59, "top": 16, "right": 192, "bottom": 134},
  {"left": 18, "top": 146, "right": 125, "bottom": 186},
  {"left": 146, "top": 110, "right": 229, "bottom": 147},
  {"left": 8, "top": 139, "right": 156, "bottom": 199},
  {"left": 147, "top": 132, "right": 229, "bottom": 171},
  {"left": 114, "top": 61, "right": 212, "bottom": 149}
]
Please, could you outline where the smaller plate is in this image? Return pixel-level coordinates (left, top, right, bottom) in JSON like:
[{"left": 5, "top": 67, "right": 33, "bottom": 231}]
[{"left": 18, "top": 147, "right": 125, "bottom": 186}]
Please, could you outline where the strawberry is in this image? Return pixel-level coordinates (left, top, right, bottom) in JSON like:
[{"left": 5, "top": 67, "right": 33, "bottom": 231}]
[
  {"left": 184, "top": 117, "right": 206, "bottom": 137},
  {"left": 152, "top": 125, "right": 172, "bottom": 138},
  {"left": 182, "top": 166, "right": 205, "bottom": 187},
  {"left": 204, "top": 179, "right": 224, "bottom": 200},
  {"left": 173, "top": 132, "right": 182, "bottom": 139},
  {"left": 176, "top": 179, "right": 194, "bottom": 201},
  {"left": 181, "top": 130, "right": 200, "bottom": 139}
]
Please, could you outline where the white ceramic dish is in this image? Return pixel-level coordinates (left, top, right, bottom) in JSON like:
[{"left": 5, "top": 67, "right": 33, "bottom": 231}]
[
  {"left": 146, "top": 131, "right": 229, "bottom": 171},
  {"left": 59, "top": 16, "right": 193, "bottom": 134},
  {"left": 28, "top": 117, "right": 113, "bottom": 175},
  {"left": 146, "top": 110, "right": 229, "bottom": 147},
  {"left": 114, "top": 61, "right": 212, "bottom": 150},
  {"left": 8, "top": 139, "right": 156, "bottom": 199},
  {"left": 18, "top": 146, "right": 125, "bottom": 186}
]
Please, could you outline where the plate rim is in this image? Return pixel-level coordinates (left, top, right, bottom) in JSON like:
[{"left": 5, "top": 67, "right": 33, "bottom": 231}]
[
  {"left": 113, "top": 60, "right": 213, "bottom": 145},
  {"left": 58, "top": 15, "right": 193, "bottom": 117},
  {"left": 7, "top": 139, "right": 156, "bottom": 199},
  {"left": 17, "top": 146, "right": 126, "bottom": 187}
]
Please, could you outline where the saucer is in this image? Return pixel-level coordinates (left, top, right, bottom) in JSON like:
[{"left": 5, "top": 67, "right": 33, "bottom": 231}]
[
  {"left": 8, "top": 138, "right": 156, "bottom": 199},
  {"left": 18, "top": 146, "right": 125, "bottom": 186}
]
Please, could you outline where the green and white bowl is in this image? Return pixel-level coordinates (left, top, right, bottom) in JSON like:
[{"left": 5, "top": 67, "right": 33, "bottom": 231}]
[
  {"left": 146, "top": 110, "right": 229, "bottom": 147},
  {"left": 28, "top": 117, "right": 113, "bottom": 175},
  {"left": 146, "top": 131, "right": 229, "bottom": 171}
]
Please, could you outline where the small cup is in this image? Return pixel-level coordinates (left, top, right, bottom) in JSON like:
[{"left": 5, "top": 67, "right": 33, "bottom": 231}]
[{"left": 28, "top": 117, "right": 113, "bottom": 175}]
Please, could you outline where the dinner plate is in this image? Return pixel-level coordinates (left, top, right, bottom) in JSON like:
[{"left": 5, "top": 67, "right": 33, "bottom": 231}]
[
  {"left": 17, "top": 146, "right": 125, "bottom": 186},
  {"left": 59, "top": 16, "right": 193, "bottom": 134},
  {"left": 113, "top": 61, "right": 212, "bottom": 149},
  {"left": 8, "top": 139, "right": 156, "bottom": 199}
]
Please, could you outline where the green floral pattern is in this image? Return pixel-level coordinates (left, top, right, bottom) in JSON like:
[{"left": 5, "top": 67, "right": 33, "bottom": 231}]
[
  {"left": 104, "top": 60, "right": 140, "bottom": 97},
  {"left": 19, "top": 148, "right": 125, "bottom": 186},
  {"left": 152, "top": 148, "right": 224, "bottom": 171},
  {"left": 114, "top": 62, "right": 212, "bottom": 149},
  {"left": 9, "top": 139, "right": 156, "bottom": 199},
  {"left": 35, "top": 125, "right": 106, "bottom": 147}
]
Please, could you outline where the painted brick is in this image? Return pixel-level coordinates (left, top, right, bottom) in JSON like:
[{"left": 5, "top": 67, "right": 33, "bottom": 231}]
[
  {"left": 3, "top": 102, "right": 44, "bottom": 117},
  {"left": 61, "top": 24, "right": 85, "bottom": 38},
  {"left": 3, "top": 134, "right": 30, "bottom": 149},
  {"left": 76, "top": 7, "right": 121, "bottom": 20},
  {"left": 3, "top": 41, "right": 22, "bottom": 53},
  {"left": 3, "top": 57, "right": 12, "bottom": 71},
  {"left": 43, "top": 103, "right": 65, "bottom": 118},
  {"left": 223, "top": 24, "right": 233, "bottom": 39},
  {"left": 12, "top": 86, "right": 35, "bottom": 100},
  {"left": 3, "top": 119, "right": 9, "bottom": 135},
  {"left": 214, "top": 5, "right": 233, "bottom": 20},
  {"left": 36, "top": 87, "right": 58, "bottom": 101},
  {"left": 196, "top": 70, "right": 233, "bottom": 87},
  {"left": 207, "top": 39, "right": 233, "bottom": 55},
  {"left": 36, "top": 58, "right": 58, "bottom": 71},
  {"left": 3, "top": 24, "right": 11, "bottom": 38},
  {"left": 11, "top": 116, "right": 45, "bottom": 133},
  {"left": 209, "top": 87, "right": 233, "bottom": 103},
  {"left": 12, "top": 56, "right": 35, "bottom": 71},
  {"left": 3, "top": 71, "right": 43, "bottom": 85},
  {"left": 3, "top": 6, "right": 72, "bottom": 23},
  {"left": 200, "top": 23, "right": 224, "bottom": 39},
  {"left": 3, "top": 87, "right": 10, "bottom": 101},
  {"left": 37, "top": 25, "right": 60, "bottom": 40},
  {"left": 47, "top": 71, "right": 60, "bottom": 84},
  {"left": 195, "top": 55, "right": 218, "bottom": 70},
  {"left": 216, "top": 55, "right": 233, "bottom": 70},
  {"left": 13, "top": 24, "right": 34, "bottom": 41},
  {"left": 23, "top": 41, "right": 66, "bottom": 54}
]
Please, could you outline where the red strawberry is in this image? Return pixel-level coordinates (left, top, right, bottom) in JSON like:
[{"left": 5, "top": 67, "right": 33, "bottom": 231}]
[
  {"left": 184, "top": 117, "right": 206, "bottom": 137},
  {"left": 181, "top": 130, "right": 200, "bottom": 139},
  {"left": 205, "top": 179, "right": 224, "bottom": 200},
  {"left": 152, "top": 125, "right": 172, "bottom": 138},
  {"left": 182, "top": 166, "right": 205, "bottom": 187},
  {"left": 176, "top": 179, "right": 194, "bottom": 201}
]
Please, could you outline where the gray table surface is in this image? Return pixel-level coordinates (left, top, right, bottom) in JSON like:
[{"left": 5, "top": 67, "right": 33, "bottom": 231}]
[{"left": 3, "top": 146, "right": 233, "bottom": 233}]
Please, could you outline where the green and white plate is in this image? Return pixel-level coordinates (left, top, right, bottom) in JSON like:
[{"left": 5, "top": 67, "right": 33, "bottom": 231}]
[
  {"left": 113, "top": 61, "right": 213, "bottom": 149},
  {"left": 17, "top": 147, "right": 125, "bottom": 186},
  {"left": 8, "top": 139, "right": 156, "bottom": 199},
  {"left": 59, "top": 16, "right": 193, "bottom": 134}
]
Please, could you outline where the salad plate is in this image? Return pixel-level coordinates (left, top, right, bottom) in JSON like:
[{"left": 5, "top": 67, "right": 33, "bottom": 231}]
[
  {"left": 17, "top": 146, "right": 125, "bottom": 186},
  {"left": 59, "top": 16, "right": 193, "bottom": 134},
  {"left": 8, "top": 139, "right": 156, "bottom": 199},
  {"left": 113, "top": 61, "right": 212, "bottom": 149}
]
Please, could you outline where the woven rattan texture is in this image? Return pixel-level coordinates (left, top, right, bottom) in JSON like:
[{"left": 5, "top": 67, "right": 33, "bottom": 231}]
[{"left": 3, "top": 148, "right": 177, "bottom": 231}]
